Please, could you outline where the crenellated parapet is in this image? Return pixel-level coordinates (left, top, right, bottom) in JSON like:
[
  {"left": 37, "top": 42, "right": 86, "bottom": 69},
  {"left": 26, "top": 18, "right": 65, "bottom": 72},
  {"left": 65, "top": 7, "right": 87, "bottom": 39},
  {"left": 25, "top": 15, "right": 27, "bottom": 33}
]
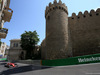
[
  {"left": 45, "top": 0, "right": 68, "bottom": 18},
  {"left": 69, "top": 8, "right": 100, "bottom": 57},
  {"left": 70, "top": 8, "right": 100, "bottom": 20}
]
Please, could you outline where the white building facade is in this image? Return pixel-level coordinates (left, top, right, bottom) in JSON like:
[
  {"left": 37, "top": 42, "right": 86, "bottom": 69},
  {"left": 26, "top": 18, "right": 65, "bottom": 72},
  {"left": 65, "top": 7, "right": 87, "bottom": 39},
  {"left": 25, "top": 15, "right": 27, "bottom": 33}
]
[
  {"left": 0, "top": 0, "right": 13, "bottom": 39},
  {"left": 0, "top": 42, "right": 8, "bottom": 57}
]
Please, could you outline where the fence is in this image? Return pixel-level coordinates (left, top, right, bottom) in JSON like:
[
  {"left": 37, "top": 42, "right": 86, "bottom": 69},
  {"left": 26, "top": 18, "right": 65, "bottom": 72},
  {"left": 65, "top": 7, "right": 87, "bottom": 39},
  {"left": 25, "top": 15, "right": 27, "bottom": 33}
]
[
  {"left": 0, "top": 58, "right": 7, "bottom": 61},
  {"left": 42, "top": 53, "right": 100, "bottom": 66}
]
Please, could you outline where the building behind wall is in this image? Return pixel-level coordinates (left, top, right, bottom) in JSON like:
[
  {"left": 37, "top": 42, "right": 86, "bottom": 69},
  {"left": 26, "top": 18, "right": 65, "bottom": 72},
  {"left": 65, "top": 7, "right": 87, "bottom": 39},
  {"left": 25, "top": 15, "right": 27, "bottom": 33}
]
[
  {"left": 8, "top": 39, "right": 40, "bottom": 61},
  {"left": 41, "top": 0, "right": 100, "bottom": 60},
  {"left": 8, "top": 39, "right": 26, "bottom": 61}
]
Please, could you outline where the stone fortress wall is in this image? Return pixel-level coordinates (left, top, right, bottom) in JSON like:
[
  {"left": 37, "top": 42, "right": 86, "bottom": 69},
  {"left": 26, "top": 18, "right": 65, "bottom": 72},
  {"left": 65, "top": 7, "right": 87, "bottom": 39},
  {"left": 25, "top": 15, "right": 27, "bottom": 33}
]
[
  {"left": 44, "top": 0, "right": 72, "bottom": 60},
  {"left": 69, "top": 9, "right": 100, "bottom": 56},
  {"left": 41, "top": 0, "right": 100, "bottom": 59}
]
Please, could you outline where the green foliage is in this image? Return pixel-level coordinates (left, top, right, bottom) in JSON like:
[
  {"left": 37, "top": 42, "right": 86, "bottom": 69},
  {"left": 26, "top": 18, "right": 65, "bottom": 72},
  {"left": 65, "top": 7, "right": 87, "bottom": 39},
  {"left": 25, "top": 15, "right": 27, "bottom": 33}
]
[
  {"left": 32, "top": 49, "right": 41, "bottom": 60},
  {"left": 0, "top": 0, "right": 1, "bottom": 3},
  {"left": 0, "top": 40, "right": 1, "bottom": 46},
  {"left": 20, "top": 31, "right": 40, "bottom": 59}
]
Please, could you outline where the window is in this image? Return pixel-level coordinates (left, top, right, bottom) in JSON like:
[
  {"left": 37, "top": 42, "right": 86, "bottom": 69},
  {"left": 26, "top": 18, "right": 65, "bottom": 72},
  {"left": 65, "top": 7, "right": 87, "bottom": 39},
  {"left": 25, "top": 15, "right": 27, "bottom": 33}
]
[
  {"left": 59, "top": 6, "right": 61, "bottom": 9},
  {"left": 50, "top": 9, "right": 51, "bottom": 11},
  {"left": 2, "top": 46, "right": 4, "bottom": 48},
  {"left": 72, "top": 17, "right": 74, "bottom": 19},
  {"left": 77, "top": 16, "right": 80, "bottom": 19},
  {"left": 1, "top": 50, "right": 3, "bottom": 53},
  {"left": 83, "top": 15, "right": 86, "bottom": 18},
  {"left": 2, "top": 46, "right": 4, "bottom": 50},
  {"left": 90, "top": 14, "right": 92, "bottom": 17},
  {"left": 13, "top": 43, "right": 18, "bottom": 47},
  {"left": 16, "top": 43, "right": 18, "bottom": 47},
  {"left": 13, "top": 43, "right": 15, "bottom": 47},
  {"left": 48, "top": 16, "right": 50, "bottom": 20}
]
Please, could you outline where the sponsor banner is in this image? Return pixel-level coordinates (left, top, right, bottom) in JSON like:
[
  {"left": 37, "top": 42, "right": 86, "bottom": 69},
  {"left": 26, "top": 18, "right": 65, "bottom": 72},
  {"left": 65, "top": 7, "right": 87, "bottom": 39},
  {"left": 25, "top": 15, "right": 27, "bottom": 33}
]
[
  {"left": 42, "top": 54, "right": 100, "bottom": 66},
  {"left": 78, "top": 57, "right": 100, "bottom": 63},
  {"left": 0, "top": 58, "right": 7, "bottom": 61}
]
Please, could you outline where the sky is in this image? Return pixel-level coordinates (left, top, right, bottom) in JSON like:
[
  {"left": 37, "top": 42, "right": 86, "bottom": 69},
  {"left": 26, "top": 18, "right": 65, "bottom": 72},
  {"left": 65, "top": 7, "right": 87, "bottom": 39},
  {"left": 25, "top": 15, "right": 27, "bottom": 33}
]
[{"left": 1, "top": 0, "right": 100, "bottom": 46}]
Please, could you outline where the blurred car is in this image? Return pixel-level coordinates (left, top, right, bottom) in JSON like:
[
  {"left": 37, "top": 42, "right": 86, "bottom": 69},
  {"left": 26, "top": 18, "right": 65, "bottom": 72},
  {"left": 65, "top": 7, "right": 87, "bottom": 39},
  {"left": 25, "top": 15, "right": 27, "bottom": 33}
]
[{"left": 4, "top": 63, "right": 18, "bottom": 68}]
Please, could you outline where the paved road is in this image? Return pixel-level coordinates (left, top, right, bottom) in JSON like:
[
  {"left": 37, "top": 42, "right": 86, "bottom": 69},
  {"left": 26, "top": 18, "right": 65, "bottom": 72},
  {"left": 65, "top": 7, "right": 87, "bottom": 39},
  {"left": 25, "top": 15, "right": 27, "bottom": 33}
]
[{"left": 0, "top": 61, "right": 100, "bottom": 75}]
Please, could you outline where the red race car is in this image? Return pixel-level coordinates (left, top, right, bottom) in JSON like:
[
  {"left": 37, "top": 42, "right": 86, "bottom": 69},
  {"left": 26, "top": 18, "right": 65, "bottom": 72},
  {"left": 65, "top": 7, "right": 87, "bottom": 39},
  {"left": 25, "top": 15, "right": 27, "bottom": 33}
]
[{"left": 4, "top": 63, "right": 18, "bottom": 68}]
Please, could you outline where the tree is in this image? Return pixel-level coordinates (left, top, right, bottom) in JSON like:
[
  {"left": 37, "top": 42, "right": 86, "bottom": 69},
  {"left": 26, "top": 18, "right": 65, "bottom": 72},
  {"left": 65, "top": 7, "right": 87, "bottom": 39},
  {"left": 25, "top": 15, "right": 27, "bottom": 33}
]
[
  {"left": 20, "top": 31, "right": 40, "bottom": 59},
  {"left": 0, "top": 40, "right": 1, "bottom": 46}
]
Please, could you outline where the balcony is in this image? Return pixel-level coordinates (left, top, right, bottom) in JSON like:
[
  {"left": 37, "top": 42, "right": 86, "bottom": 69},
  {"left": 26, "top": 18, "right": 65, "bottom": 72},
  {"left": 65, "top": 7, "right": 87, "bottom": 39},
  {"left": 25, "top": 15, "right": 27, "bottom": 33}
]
[
  {"left": 0, "top": 28, "right": 8, "bottom": 38},
  {"left": 2, "top": 7, "right": 13, "bottom": 22}
]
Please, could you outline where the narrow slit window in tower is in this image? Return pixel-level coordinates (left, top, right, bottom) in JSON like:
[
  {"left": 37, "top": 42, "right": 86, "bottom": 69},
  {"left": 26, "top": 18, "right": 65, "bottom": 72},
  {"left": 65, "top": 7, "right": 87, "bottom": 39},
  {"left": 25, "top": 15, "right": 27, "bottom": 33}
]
[
  {"left": 59, "top": 6, "right": 61, "bottom": 9},
  {"left": 90, "top": 14, "right": 92, "bottom": 17},
  {"left": 83, "top": 15, "right": 86, "bottom": 18},
  {"left": 53, "top": 7, "right": 55, "bottom": 10},
  {"left": 50, "top": 9, "right": 51, "bottom": 11},
  {"left": 77, "top": 16, "right": 80, "bottom": 19},
  {"left": 48, "top": 16, "right": 50, "bottom": 20},
  {"left": 72, "top": 18, "right": 74, "bottom": 19}
]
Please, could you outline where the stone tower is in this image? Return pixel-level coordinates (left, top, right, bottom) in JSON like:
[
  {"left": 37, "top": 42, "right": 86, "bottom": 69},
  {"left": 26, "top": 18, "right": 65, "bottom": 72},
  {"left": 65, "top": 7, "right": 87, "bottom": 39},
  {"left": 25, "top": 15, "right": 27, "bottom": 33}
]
[{"left": 45, "top": 0, "right": 69, "bottom": 59}]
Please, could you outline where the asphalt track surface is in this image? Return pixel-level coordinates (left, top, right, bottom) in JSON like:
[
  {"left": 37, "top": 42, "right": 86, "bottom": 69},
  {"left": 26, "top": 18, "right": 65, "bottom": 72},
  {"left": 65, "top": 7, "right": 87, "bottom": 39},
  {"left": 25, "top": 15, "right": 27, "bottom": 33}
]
[{"left": 0, "top": 61, "right": 100, "bottom": 75}]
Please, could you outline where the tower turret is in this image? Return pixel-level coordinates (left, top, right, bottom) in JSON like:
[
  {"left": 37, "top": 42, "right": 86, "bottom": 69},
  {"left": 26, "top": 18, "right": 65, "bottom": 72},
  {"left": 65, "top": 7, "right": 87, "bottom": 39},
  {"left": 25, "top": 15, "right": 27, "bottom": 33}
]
[{"left": 44, "top": 0, "right": 69, "bottom": 59}]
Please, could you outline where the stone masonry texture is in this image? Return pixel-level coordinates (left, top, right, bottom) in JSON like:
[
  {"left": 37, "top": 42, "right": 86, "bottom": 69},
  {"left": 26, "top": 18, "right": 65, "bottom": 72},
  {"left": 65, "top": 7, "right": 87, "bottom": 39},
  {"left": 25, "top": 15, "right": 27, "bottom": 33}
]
[
  {"left": 42, "top": 0, "right": 71, "bottom": 60},
  {"left": 69, "top": 9, "right": 100, "bottom": 57},
  {"left": 41, "top": 0, "right": 100, "bottom": 59}
]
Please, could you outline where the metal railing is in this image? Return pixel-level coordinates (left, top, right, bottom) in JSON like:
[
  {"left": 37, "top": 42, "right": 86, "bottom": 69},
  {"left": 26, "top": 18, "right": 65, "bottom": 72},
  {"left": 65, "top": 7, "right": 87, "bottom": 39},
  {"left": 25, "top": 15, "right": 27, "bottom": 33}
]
[{"left": 0, "top": 28, "right": 8, "bottom": 34}]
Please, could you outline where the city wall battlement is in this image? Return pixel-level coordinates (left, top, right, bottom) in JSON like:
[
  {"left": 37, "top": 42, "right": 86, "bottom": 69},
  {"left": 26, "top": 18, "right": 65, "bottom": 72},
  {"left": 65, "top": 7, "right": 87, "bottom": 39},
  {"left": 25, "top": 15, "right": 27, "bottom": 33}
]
[
  {"left": 68, "top": 8, "right": 100, "bottom": 56},
  {"left": 68, "top": 8, "right": 100, "bottom": 31},
  {"left": 41, "top": 0, "right": 100, "bottom": 59},
  {"left": 45, "top": 0, "right": 68, "bottom": 18},
  {"left": 69, "top": 8, "right": 100, "bottom": 20}
]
